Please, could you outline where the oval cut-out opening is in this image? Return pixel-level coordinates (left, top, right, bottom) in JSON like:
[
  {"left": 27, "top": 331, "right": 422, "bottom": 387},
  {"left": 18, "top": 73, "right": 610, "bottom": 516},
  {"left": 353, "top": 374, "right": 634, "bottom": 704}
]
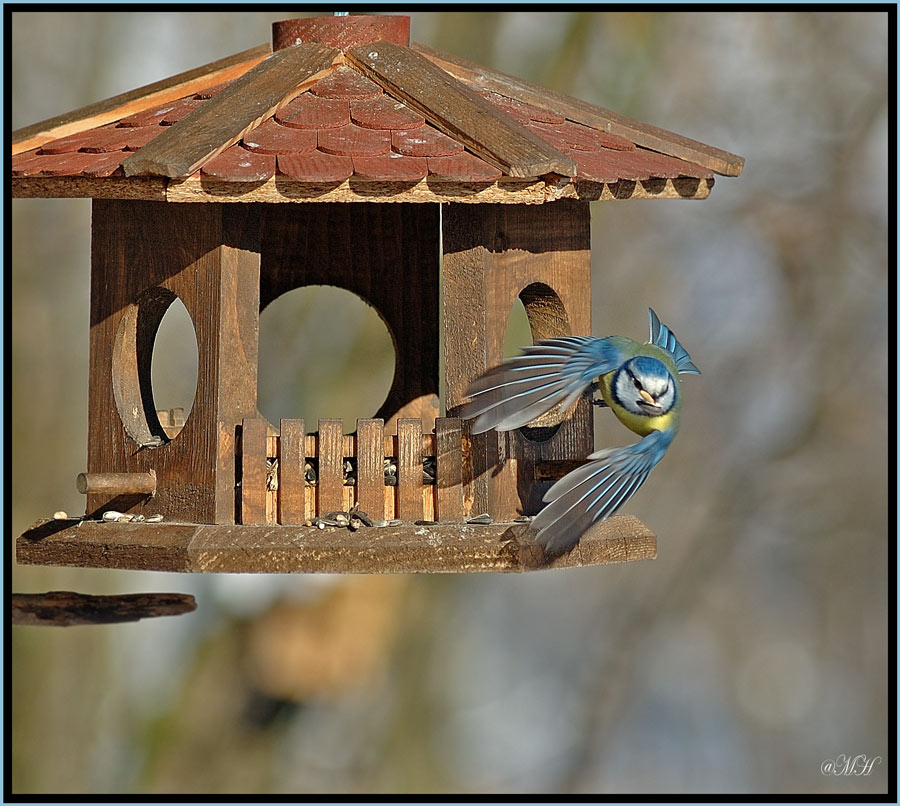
[
  {"left": 112, "top": 288, "right": 198, "bottom": 446},
  {"left": 509, "top": 283, "right": 573, "bottom": 443},
  {"left": 257, "top": 285, "right": 396, "bottom": 433},
  {"left": 151, "top": 297, "right": 199, "bottom": 440}
]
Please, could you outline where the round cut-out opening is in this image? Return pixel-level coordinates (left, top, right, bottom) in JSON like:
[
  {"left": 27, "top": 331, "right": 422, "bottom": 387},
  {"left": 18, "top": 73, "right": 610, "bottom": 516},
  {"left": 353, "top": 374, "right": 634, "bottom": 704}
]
[{"left": 257, "top": 285, "right": 395, "bottom": 433}]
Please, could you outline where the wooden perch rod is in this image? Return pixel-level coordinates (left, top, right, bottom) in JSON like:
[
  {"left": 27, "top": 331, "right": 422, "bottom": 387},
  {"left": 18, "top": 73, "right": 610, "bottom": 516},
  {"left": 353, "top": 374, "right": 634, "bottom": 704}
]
[{"left": 76, "top": 471, "right": 156, "bottom": 496}]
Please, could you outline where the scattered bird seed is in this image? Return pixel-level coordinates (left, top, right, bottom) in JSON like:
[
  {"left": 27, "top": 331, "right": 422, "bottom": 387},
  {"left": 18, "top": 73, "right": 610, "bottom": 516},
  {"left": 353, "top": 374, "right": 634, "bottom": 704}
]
[
  {"left": 322, "top": 511, "right": 350, "bottom": 527},
  {"left": 304, "top": 461, "right": 318, "bottom": 485},
  {"left": 349, "top": 506, "right": 374, "bottom": 527},
  {"left": 266, "top": 458, "right": 279, "bottom": 491},
  {"left": 467, "top": 514, "right": 493, "bottom": 525},
  {"left": 145, "top": 514, "right": 164, "bottom": 522},
  {"left": 53, "top": 511, "right": 68, "bottom": 520}
]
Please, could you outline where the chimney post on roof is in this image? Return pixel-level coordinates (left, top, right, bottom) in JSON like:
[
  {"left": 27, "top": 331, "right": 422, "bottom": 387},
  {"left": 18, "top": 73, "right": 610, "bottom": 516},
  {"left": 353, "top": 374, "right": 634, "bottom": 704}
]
[{"left": 272, "top": 15, "right": 410, "bottom": 51}]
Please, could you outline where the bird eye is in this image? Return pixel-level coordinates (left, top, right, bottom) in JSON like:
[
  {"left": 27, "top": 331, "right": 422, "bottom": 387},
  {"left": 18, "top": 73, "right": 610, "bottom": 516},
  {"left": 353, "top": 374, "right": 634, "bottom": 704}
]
[{"left": 632, "top": 377, "right": 643, "bottom": 390}]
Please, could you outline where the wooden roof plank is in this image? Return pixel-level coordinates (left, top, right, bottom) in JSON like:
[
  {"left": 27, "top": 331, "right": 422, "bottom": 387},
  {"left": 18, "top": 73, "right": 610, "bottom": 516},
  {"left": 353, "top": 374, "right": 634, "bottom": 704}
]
[
  {"left": 12, "top": 43, "right": 272, "bottom": 156},
  {"left": 122, "top": 42, "right": 340, "bottom": 178},
  {"left": 412, "top": 42, "right": 744, "bottom": 177},
  {"left": 346, "top": 41, "right": 576, "bottom": 179}
]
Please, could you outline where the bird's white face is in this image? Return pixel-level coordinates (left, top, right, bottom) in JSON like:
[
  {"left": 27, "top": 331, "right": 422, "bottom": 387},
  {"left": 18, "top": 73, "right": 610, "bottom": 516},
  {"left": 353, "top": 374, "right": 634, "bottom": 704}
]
[{"left": 613, "top": 356, "right": 676, "bottom": 417}]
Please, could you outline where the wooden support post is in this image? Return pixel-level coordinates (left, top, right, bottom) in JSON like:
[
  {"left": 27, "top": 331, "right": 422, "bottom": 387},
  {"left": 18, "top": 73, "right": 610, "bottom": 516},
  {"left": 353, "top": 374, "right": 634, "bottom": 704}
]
[
  {"left": 442, "top": 200, "right": 594, "bottom": 521},
  {"left": 88, "top": 200, "right": 261, "bottom": 523}
]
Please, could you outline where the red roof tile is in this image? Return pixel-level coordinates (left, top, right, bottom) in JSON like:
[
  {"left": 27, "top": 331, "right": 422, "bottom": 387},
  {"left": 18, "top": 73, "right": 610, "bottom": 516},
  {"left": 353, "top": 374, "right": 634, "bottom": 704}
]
[
  {"left": 118, "top": 97, "right": 203, "bottom": 127},
  {"left": 277, "top": 152, "right": 353, "bottom": 183},
  {"left": 201, "top": 147, "right": 275, "bottom": 182},
  {"left": 318, "top": 123, "right": 391, "bottom": 156},
  {"left": 350, "top": 96, "right": 425, "bottom": 130},
  {"left": 392, "top": 125, "right": 463, "bottom": 157},
  {"left": 481, "top": 93, "right": 565, "bottom": 125},
  {"left": 82, "top": 150, "right": 128, "bottom": 178},
  {"left": 242, "top": 119, "right": 317, "bottom": 155},
  {"left": 276, "top": 95, "right": 350, "bottom": 130},
  {"left": 426, "top": 152, "right": 502, "bottom": 182},
  {"left": 352, "top": 153, "right": 427, "bottom": 181},
  {"left": 38, "top": 126, "right": 117, "bottom": 154},
  {"left": 528, "top": 120, "right": 633, "bottom": 153},
  {"left": 309, "top": 66, "right": 382, "bottom": 100}
]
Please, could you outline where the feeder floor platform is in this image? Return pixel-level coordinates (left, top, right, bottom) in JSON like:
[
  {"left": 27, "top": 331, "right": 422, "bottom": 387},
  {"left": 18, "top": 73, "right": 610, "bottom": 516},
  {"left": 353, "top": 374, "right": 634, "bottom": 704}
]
[{"left": 17, "top": 516, "right": 657, "bottom": 574}]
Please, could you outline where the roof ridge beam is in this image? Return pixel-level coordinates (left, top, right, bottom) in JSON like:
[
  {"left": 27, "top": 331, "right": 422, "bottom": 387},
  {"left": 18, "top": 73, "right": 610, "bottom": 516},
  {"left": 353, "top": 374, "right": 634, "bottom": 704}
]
[
  {"left": 411, "top": 42, "right": 744, "bottom": 178},
  {"left": 12, "top": 43, "right": 272, "bottom": 157},
  {"left": 122, "top": 43, "right": 341, "bottom": 179},
  {"left": 346, "top": 42, "right": 576, "bottom": 179}
]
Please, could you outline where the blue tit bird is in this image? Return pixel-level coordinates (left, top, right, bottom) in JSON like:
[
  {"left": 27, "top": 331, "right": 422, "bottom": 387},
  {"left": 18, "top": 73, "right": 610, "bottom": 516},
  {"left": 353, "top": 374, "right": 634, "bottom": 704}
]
[{"left": 460, "top": 308, "right": 699, "bottom": 556}]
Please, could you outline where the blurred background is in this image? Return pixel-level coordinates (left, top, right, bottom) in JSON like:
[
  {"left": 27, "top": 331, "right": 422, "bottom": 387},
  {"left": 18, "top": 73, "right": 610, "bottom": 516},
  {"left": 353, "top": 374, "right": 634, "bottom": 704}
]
[{"left": 10, "top": 10, "right": 889, "bottom": 796}]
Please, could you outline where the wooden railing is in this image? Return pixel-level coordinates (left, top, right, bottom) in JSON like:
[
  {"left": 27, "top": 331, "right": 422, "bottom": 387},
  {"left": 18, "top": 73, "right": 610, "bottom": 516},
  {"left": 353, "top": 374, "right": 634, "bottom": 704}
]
[{"left": 235, "top": 417, "right": 466, "bottom": 526}]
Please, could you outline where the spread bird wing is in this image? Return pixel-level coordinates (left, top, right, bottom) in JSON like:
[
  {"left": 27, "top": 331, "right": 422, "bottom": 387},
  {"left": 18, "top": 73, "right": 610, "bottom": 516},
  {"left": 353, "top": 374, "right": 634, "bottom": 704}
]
[
  {"left": 648, "top": 308, "right": 700, "bottom": 375},
  {"left": 532, "top": 428, "right": 675, "bottom": 556},
  {"left": 460, "top": 337, "right": 626, "bottom": 434}
]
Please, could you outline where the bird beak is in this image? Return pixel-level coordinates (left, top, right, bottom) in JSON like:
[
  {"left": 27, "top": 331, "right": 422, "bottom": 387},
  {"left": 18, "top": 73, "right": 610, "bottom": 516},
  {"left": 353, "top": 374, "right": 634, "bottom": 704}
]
[{"left": 637, "top": 389, "right": 662, "bottom": 414}]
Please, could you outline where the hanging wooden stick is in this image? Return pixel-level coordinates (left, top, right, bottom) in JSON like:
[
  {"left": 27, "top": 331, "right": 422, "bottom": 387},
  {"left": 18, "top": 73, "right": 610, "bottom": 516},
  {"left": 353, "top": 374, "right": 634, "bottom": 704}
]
[{"left": 11, "top": 591, "right": 197, "bottom": 626}]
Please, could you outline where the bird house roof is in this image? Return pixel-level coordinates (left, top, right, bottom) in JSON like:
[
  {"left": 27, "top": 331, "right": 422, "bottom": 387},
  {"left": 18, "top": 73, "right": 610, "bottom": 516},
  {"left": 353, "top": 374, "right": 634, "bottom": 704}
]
[{"left": 11, "top": 15, "right": 743, "bottom": 205}]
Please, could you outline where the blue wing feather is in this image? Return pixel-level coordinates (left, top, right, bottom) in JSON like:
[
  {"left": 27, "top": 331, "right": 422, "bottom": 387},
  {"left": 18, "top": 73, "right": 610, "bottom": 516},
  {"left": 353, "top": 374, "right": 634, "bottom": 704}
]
[
  {"left": 532, "top": 429, "right": 675, "bottom": 556},
  {"left": 648, "top": 308, "right": 700, "bottom": 375},
  {"left": 460, "top": 337, "right": 626, "bottom": 434}
]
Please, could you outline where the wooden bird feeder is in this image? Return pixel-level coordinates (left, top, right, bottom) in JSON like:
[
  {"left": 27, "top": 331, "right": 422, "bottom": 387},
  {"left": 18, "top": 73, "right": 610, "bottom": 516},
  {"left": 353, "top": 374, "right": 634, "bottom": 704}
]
[{"left": 13, "top": 14, "right": 743, "bottom": 574}]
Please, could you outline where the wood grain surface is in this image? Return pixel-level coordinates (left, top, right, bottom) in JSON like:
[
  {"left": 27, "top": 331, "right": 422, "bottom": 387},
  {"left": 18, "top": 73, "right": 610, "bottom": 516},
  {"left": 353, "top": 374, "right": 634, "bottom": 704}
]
[{"left": 122, "top": 43, "right": 339, "bottom": 178}]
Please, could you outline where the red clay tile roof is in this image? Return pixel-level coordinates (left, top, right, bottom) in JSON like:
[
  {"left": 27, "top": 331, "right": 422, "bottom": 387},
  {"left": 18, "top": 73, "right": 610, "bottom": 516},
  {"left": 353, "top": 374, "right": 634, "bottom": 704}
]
[
  {"left": 13, "top": 21, "right": 743, "bottom": 205},
  {"left": 11, "top": 62, "right": 715, "bottom": 186}
]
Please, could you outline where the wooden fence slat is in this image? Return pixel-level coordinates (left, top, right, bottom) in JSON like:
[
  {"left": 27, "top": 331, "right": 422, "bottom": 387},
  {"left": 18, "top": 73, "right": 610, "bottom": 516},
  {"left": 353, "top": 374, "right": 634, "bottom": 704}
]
[
  {"left": 356, "top": 418, "right": 385, "bottom": 522},
  {"left": 279, "top": 418, "right": 306, "bottom": 524},
  {"left": 397, "top": 418, "right": 423, "bottom": 522},
  {"left": 317, "top": 419, "right": 344, "bottom": 516},
  {"left": 435, "top": 417, "right": 465, "bottom": 522},
  {"left": 241, "top": 418, "right": 269, "bottom": 525}
]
